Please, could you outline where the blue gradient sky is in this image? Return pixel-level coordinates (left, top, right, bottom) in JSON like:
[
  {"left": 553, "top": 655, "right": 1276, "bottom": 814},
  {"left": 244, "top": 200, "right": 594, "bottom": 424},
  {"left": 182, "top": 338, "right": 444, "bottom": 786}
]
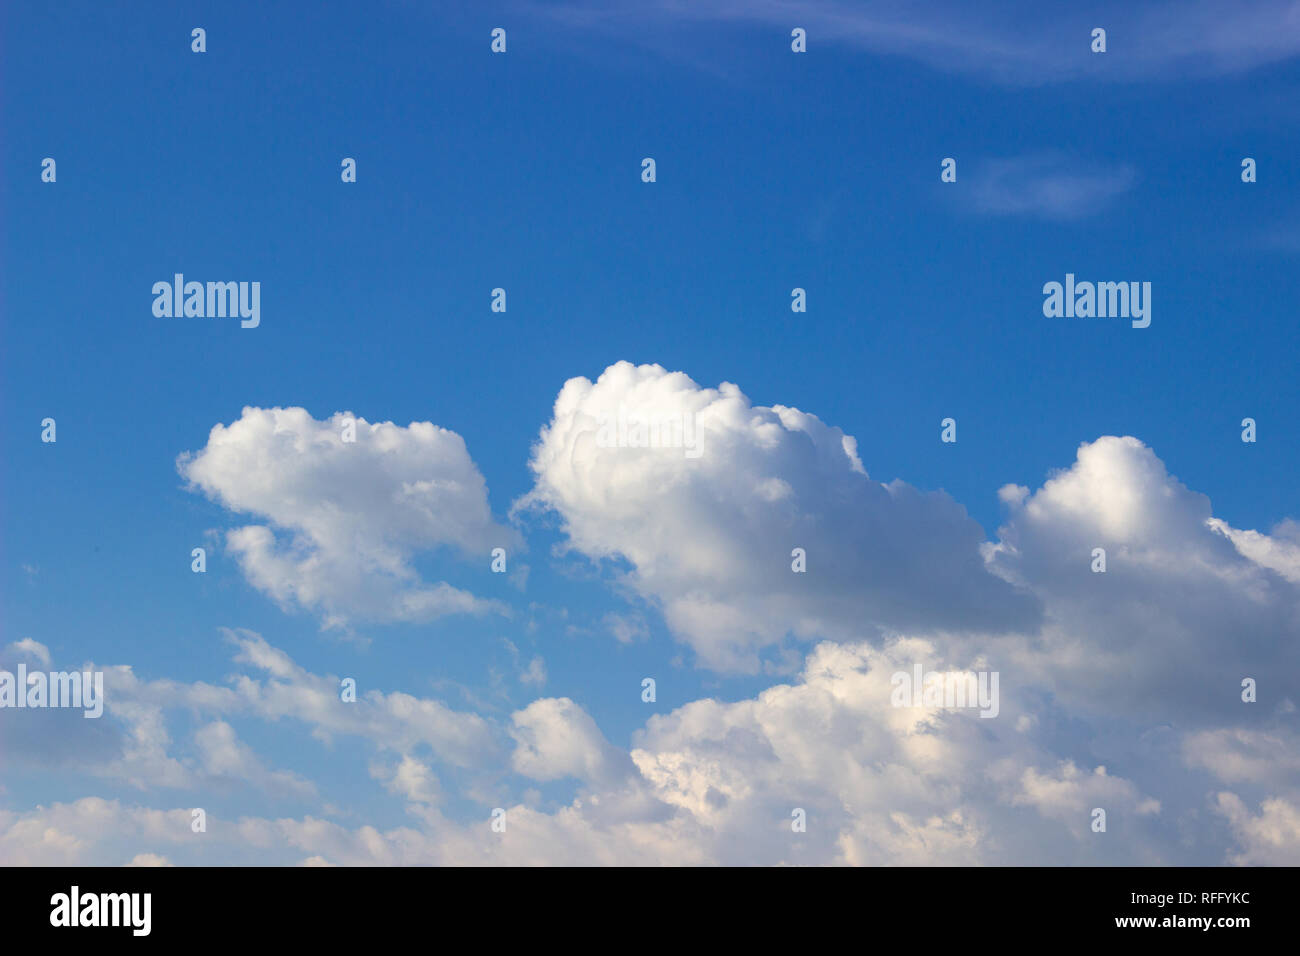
[{"left": 2, "top": 1, "right": 1298, "bottom": 861}]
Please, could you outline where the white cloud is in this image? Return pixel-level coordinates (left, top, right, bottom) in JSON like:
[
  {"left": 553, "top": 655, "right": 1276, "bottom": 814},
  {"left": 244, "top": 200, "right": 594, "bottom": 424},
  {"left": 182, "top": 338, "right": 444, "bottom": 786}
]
[
  {"left": 4, "top": 625, "right": 1295, "bottom": 865},
  {"left": 1214, "top": 793, "right": 1300, "bottom": 865},
  {"left": 1007, "top": 761, "right": 1160, "bottom": 833},
  {"left": 0, "top": 629, "right": 502, "bottom": 801},
  {"left": 1184, "top": 728, "right": 1300, "bottom": 786},
  {"left": 194, "top": 721, "right": 316, "bottom": 799},
  {"left": 627, "top": 637, "right": 1166, "bottom": 864},
  {"left": 604, "top": 612, "right": 649, "bottom": 644},
  {"left": 179, "top": 407, "right": 517, "bottom": 630},
  {"left": 6, "top": 638, "right": 50, "bottom": 666},
  {"left": 1209, "top": 517, "right": 1300, "bottom": 583},
  {"left": 7, "top": 372, "right": 1300, "bottom": 867},
  {"left": 0, "top": 636, "right": 1166, "bottom": 865},
  {"left": 501, "top": 638, "right": 548, "bottom": 687},
  {"left": 169, "top": 629, "right": 501, "bottom": 769},
  {"left": 510, "top": 697, "right": 629, "bottom": 786},
  {"left": 518, "top": 362, "right": 1038, "bottom": 672},
  {"left": 984, "top": 436, "right": 1300, "bottom": 723},
  {"left": 371, "top": 755, "right": 441, "bottom": 806},
  {"left": 0, "top": 799, "right": 194, "bottom": 867},
  {"left": 518, "top": 656, "right": 547, "bottom": 686}
]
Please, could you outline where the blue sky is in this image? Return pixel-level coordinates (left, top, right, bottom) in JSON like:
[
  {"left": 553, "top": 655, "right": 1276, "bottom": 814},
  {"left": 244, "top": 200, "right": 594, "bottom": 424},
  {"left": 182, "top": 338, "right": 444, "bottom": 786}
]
[{"left": 2, "top": 1, "right": 1299, "bottom": 865}]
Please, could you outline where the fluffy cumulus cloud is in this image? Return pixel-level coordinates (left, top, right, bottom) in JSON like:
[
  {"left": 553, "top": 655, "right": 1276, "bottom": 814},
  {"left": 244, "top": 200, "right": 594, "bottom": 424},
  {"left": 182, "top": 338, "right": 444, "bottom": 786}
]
[
  {"left": 0, "top": 800, "right": 197, "bottom": 867},
  {"left": 624, "top": 637, "right": 1179, "bottom": 864},
  {"left": 0, "top": 637, "right": 1212, "bottom": 866},
  {"left": 1184, "top": 728, "right": 1300, "bottom": 787},
  {"left": 6, "top": 364, "right": 1300, "bottom": 866},
  {"left": 510, "top": 697, "right": 629, "bottom": 786},
  {"left": 193, "top": 721, "right": 317, "bottom": 799},
  {"left": 179, "top": 407, "right": 517, "bottom": 629},
  {"left": 0, "top": 629, "right": 501, "bottom": 806},
  {"left": 1214, "top": 793, "right": 1300, "bottom": 865},
  {"left": 115, "top": 628, "right": 503, "bottom": 771},
  {"left": 518, "top": 362, "right": 1038, "bottom": 671},
  {"left": 985, "top": 435, "right": 1300, "bottom": 723},
  {"left": 371, "top": 755, "right": 441, "bottom": 806},
  {"left": 2, "top": 627, "right": 1297, "bottom": 865}
]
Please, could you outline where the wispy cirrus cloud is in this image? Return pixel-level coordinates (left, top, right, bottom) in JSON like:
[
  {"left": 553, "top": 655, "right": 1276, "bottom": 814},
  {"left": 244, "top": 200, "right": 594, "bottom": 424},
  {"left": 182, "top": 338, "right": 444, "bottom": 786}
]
[
  {"left": 963, "top": 153, "right": 1137, "bottom": 220},
  {"left": 531, "top": 0, "right": 1300, "bottom": 83}
]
